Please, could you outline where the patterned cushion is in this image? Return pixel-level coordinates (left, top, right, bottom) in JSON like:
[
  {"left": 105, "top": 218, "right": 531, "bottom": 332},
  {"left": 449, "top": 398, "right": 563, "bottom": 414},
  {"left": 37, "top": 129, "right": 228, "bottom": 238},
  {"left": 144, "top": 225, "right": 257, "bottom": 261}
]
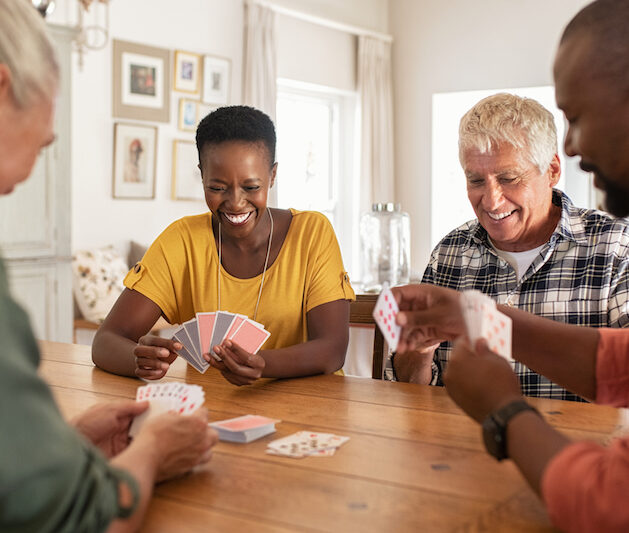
[{"left": 72, "top": 246, "right": 129, "bottom": 323}]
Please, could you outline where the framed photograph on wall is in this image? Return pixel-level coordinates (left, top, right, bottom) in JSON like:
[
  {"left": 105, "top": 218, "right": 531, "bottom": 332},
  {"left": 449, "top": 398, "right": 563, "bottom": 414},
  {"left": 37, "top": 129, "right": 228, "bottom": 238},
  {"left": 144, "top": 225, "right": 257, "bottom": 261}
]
[
  {"left": 113, "top": 39, "right": 170, "bottom": 122},
  {"left": 174, "top": 50, "right": 201, "bottom": 94},
  {"left": 172, "top": 140, "right": 203, "bottom": 201},
  {"left": 178, "top": 98, "right": 199, "bottom": 132},
  {"left": 202, "top": 55, "right": 231, "bottom": 105},
  {"left": 113, "top": 123, "right": 157, "bottom": 199}
]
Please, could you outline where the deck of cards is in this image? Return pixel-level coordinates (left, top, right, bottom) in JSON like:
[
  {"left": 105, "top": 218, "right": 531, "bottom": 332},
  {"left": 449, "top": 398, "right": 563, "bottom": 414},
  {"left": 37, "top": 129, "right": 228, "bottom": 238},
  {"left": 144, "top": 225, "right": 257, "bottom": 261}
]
[
  {"left": 129, "top": 382, "right": 205, "bottom": 437},
  {"left": 266, "top": 431, "right": 350, "bottom": 458},
  {"left": 210, "top": 414, "right": 280, "bottom": 443},
  {"left": 372, "top": 282, "right": 401, "bottom": 352},
  {"left": 172, "top": 311, "right": 271, "bottom": 373},
  {"left": 460, "top": 290, "right": 513, "bottom": 360}
]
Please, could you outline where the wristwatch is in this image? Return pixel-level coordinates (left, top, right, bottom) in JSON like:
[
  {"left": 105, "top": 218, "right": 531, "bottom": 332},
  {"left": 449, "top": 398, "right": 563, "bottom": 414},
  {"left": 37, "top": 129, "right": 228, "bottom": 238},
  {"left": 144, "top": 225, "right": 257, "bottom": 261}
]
[{"left": 482, "top": 399, "right": 540, "bottom": 461}]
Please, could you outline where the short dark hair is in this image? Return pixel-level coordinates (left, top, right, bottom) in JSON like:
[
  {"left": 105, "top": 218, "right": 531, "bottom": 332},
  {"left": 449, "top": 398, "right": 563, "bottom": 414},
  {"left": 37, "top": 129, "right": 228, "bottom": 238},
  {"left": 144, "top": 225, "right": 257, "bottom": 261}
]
[
  {"left": 560, "top": 0, "right": 629, "bottom": 91},
  {"left": 195, "top": 105, "right": 276, "bottom": 168}
]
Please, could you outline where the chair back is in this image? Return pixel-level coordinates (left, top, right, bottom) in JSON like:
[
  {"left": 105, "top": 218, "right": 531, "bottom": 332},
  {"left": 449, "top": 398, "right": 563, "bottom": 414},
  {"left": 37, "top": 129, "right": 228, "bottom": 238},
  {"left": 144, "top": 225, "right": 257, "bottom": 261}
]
[{"left": 349, "top": 294, "right": 386, "bottom": 379}]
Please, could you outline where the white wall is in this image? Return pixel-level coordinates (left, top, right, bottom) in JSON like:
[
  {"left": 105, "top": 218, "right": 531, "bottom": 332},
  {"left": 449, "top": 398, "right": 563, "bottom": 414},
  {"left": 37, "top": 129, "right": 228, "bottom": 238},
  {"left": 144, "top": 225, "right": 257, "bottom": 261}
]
[
  {"left": 389, "top": 0, "right": 591, "bottom": 272},
  {"left": 45, "top": 0, "right": 387, "bottom": 257}
]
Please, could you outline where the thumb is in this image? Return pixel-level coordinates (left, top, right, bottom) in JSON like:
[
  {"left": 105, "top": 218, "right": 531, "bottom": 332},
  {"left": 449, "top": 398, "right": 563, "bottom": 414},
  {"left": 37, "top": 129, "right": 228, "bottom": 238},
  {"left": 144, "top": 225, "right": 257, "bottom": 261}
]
[{"left": 118, "top": 400, "right": 150, "bottom": 417}]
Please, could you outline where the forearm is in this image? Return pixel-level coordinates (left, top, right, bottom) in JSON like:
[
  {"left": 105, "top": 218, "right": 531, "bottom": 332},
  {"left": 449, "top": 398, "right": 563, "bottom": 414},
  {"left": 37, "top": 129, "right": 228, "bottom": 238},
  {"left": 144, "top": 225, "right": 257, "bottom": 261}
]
[
  {"left": 506, "top": 411, "right": 572, "bottom": 494},
  {"left": 500, "top": 306, "right": 599, "bottom": 399},
  {"left": 392, "top": 349, "right": 435, "bottom": 384},
  {"left": 92, "top": 329, "right": 138, "bottom": 377},
  {"left": 260, "top": 336, "right": 347, "bottom": 378},
  {"left": 106, "top": 440, "right": 160, "bottom": 533}
]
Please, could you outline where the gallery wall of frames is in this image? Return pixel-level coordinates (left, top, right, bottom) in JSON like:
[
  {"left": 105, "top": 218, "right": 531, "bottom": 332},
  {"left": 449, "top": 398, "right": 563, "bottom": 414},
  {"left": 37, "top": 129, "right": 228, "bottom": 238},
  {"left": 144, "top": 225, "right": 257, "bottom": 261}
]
[{"left": 111, "top": 40, "right": 230, "bottom": 201}]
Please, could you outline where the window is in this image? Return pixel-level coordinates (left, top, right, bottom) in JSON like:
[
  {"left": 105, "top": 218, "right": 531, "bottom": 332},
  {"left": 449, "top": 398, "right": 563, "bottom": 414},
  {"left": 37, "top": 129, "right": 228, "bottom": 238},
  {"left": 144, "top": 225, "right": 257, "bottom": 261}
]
[
  {"left": 431, "top": 85, "right": 594, "bottom": 249},
  {"left": 275, "top": 79, "right": 359, "bottom": 277}
]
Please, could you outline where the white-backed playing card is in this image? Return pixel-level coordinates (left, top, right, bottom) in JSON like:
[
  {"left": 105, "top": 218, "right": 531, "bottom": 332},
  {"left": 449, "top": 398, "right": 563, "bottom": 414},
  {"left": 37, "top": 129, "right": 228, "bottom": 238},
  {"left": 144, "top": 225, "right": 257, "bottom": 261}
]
[
  {"left": 372, "top": 282, "right": 400, "bottom": 352},
  {"left": 461, "top": 291, "right": 512, "bottom": 360}
]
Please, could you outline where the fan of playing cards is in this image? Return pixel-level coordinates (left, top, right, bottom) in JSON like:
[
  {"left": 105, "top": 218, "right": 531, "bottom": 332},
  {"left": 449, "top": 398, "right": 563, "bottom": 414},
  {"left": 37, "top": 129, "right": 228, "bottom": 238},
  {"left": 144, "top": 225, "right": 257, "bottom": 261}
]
[
  {"left": 172, "top": 311, "right": 271, "bottom": 373},
  {"left": 129, "top": 382, "right": 205, "bottom": 437}
]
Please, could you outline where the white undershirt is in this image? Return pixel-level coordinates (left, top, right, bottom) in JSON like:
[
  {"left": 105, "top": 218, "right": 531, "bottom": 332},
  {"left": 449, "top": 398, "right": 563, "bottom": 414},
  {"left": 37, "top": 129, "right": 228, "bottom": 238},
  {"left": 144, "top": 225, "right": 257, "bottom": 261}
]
[{"left": 489, "top": 239, "right": 545, "bottom": 281}]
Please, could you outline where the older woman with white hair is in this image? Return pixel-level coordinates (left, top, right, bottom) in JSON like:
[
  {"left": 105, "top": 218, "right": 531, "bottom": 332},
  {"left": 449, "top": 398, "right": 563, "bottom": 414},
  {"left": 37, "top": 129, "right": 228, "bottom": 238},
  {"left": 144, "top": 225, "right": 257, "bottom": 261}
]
[
  {"left": 387, "top": 92, "right": 629, "bottom": 398},
  {"left": 0, "top": 2, "right": 218, "bottom": 532}
]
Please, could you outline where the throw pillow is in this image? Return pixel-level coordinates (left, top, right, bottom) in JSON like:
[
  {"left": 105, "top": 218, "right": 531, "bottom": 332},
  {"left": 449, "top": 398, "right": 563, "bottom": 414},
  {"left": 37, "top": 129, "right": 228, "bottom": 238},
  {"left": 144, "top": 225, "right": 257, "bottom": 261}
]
[{"left": 72, "top": 246, "right": 129, "bottom": 323}]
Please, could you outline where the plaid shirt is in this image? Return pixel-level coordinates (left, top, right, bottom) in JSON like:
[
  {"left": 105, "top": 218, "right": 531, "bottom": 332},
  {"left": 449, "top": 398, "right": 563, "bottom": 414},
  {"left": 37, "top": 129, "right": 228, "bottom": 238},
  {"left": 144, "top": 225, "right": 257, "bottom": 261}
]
[{"left": 385, "top": 190, "right": 629, "bottom": 401}]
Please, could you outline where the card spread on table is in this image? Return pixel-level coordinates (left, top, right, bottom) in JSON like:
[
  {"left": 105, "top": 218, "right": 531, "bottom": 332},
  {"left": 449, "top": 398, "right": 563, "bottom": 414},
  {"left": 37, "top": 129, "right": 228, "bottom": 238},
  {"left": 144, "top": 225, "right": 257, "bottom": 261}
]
[
  {"left": 372, "top": 282, "right": 401, "bottom": 352},
  {"left": 171, "top": 311, "right": 271, "bottom": 371},
  {"left": 129, "top": 382, "right": 205, "bottom": 437},
  {"left": 461, "top": 290, "right": 512, "bottom": 360},
  {"left": 210, "top": 414, "right": 280, "bottom": 443},
  {"left": 266, "top": 431, "right": 350, "bottom": 458}
]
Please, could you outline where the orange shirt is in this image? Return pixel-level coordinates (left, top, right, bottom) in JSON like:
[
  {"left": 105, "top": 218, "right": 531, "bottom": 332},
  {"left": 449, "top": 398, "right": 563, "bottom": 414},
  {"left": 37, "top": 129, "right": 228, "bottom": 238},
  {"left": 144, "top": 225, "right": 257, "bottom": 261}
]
[{"left": 542, "top": 328, "right": 629, "bottom": 532}]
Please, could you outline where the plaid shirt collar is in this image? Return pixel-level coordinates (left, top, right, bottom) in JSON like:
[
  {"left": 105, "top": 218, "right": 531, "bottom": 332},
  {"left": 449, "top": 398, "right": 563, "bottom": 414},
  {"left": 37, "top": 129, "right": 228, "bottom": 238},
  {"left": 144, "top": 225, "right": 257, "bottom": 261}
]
[{"left": 467, "top": 189, "right": 589, "bottom": 252}]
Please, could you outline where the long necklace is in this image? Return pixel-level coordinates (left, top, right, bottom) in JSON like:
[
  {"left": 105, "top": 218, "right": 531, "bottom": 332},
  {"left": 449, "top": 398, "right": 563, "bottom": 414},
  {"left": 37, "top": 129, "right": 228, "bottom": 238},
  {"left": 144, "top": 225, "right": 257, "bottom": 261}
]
[{"left": 217, "top": 207, "right": 273, "bottom": 321}]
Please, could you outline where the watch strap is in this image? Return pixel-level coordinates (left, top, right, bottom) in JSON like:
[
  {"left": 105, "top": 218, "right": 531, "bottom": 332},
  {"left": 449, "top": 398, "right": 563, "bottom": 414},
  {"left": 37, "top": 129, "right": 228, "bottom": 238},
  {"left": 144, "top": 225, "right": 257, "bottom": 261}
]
[{"left": 483, "top": 399, "right": 540, "bottom": 461}]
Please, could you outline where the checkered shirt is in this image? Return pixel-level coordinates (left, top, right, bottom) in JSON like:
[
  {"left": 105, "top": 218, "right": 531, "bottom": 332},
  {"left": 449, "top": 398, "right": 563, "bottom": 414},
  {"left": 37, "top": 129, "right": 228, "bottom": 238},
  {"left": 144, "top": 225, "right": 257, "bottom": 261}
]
[{"left": 385, "top": 190, "right": 629, "bottom": 401}]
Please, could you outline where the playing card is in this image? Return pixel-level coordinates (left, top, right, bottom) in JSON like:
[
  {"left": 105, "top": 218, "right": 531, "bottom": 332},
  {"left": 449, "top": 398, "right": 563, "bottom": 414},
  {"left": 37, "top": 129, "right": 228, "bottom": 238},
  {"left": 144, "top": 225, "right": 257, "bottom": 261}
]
[
  {"left": 266, "top": 431, "right": 349, "bottom": 458},
  {"left": 229, "top": 319, "right": 270, "bottom": 354},
  {"left": 223, "top": 314, "right": 247, "bottom": 341},
  {"left": 196, "top": 312, "right": 216, "bottom": 357},
  {"left": 209, "top": 311, "right": 237, "bottom": 359},
  {"left": 372, "top": 282, "right": 401, "bottom": 352},
  {"left": 183, "top": 318, "right": 202, "bottom": 360},
  {"left": 173, "top": 330, "right": 209, "bottom": 373},
  {"left": 461, "top": 291, "right": 512, "bottom": 360}
]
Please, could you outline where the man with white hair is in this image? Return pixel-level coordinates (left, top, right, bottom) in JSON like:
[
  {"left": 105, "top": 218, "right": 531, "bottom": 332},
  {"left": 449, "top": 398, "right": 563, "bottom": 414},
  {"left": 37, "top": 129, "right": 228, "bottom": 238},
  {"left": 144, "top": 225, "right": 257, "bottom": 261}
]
[{"left": 387, "top": 93, "right": 629, "bottom": 401}]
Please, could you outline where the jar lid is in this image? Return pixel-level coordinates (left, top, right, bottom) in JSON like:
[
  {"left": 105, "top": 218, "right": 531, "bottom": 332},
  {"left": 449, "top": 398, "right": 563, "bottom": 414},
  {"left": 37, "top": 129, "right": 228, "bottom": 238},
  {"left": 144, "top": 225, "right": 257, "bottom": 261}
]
[{"left": 372, "top": 202, "right": 400, "bottom": 212}]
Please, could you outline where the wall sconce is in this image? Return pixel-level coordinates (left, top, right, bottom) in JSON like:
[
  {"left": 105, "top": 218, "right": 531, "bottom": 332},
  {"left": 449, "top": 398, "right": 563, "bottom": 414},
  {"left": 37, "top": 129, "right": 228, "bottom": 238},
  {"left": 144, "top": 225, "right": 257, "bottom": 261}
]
[{"left": 75, "top": 0, "right": 111, "bottom": 69}]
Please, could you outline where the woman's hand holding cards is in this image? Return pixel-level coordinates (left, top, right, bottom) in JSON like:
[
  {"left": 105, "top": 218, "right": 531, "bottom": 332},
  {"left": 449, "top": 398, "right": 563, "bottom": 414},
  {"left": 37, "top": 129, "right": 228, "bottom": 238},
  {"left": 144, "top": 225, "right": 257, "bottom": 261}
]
[
  {"left": 209, "top": 339, "right": 265, "bottom": 386},
  {"left": 133, "top": 335, "right": 182, "bottom": 380}
]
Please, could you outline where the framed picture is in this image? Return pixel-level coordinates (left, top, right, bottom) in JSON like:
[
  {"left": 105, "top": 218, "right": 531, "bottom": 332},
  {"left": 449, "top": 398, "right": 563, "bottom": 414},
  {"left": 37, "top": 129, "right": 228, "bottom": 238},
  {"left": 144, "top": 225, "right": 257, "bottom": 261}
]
[
  {"left": 113, "top": 123, "right": 157, "bottom": 199},
  {"left": 113, "top": 39, "right": 170, "bottom": 122},
  {"left": 178, "top": 98, "right": 199, "bottom": 132},
  {"left": 202, "top": 55, "right": 231, "bottom": 105},
  {"left": 172, "top": 140, "right": 204, "bottom": 201},
  {"left": 174, "top": 50, "right": 201, "bottom": 94}
]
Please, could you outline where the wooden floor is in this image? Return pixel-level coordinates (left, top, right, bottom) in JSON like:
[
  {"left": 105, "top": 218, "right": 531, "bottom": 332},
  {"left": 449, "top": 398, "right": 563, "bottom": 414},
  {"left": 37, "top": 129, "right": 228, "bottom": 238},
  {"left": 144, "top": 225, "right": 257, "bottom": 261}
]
[{"left": 39, "top": 341, "right": 623, "bottom": 532}]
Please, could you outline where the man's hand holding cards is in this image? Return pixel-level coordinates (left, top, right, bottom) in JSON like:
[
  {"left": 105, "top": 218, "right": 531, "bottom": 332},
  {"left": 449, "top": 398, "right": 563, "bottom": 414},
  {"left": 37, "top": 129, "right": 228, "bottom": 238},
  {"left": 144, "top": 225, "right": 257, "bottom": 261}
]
[{"left": 460, "top": 290, "right": 512, "bottom": 361}]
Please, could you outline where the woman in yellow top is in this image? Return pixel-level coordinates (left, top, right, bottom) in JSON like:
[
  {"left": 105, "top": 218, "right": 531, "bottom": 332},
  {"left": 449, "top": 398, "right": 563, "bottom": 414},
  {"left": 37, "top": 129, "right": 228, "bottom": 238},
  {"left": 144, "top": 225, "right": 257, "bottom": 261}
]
[{"left": 93, "top": 106, "right": 355, "bottom": 385}]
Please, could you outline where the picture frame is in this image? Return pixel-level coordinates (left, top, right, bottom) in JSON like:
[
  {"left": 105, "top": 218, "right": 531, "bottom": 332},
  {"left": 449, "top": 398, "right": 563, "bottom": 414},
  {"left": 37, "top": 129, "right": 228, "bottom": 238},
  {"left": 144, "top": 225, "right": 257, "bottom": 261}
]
[
  {"left": 178, "top": 98, "right": 199, "bottom": 132},
  {"left": 113, "top": 39, "right": 170, "bottom": 123},
  {"left": 172, "top": 140, "right": 204, "bottom": 201},
  {"left": 173, "top": 50, "right": 201, "bottom": 94},
  {"left": 113, "top": 123, "right": 157, "bottom": 199},
  {"left": 202, "top": 55, "right": 231, "bottom": 105}
]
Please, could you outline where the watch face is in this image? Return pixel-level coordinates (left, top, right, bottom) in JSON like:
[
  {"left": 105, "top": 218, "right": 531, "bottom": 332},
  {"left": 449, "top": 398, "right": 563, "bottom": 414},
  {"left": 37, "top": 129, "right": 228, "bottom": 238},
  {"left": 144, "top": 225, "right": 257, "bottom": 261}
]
[{"left": 482, "top": 416, "right": 506, "bottom": 461}]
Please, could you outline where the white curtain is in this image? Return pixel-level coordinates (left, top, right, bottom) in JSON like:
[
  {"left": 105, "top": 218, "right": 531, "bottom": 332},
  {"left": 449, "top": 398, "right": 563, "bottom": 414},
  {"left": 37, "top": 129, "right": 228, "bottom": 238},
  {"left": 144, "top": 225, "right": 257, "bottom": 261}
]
[
  {"left": 358, "top": 35, "right": 395, "bottom": 209},
  {"left": 243, "top": 2, "right": 277, "bottom": 121},
  {"left": 243, "top": 2, "right": 277, "bottom": 205}
]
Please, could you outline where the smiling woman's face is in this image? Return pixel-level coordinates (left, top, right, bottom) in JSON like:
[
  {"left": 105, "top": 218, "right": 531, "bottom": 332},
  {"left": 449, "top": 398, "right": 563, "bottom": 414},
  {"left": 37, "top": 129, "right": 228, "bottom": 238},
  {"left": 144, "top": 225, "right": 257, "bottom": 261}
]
[{"left": 200, "top": 140, "right": 277, "bottom": 240}]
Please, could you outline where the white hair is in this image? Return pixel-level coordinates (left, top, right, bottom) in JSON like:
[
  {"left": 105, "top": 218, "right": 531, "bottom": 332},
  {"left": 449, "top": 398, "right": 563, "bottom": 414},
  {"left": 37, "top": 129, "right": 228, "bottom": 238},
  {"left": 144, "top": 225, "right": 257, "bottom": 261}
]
[
  {"left": 0, "top": 0, "right": 58, "bottom": 108},
  {"left": 458, "top": 93, "right": 557, "bottom": 173}
]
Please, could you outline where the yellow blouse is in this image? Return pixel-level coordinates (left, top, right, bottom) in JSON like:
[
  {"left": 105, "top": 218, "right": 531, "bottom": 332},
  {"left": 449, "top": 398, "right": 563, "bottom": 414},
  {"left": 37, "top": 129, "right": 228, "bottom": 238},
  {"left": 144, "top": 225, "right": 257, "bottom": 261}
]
[{"left": 124, "top": 209, "right": 355, "bottom": 350}]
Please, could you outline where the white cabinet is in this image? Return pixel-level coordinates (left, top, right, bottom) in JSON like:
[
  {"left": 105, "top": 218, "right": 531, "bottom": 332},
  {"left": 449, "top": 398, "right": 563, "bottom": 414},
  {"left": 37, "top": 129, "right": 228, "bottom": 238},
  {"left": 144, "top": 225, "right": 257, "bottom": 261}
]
[{"left": 0, "top": 24, "right": 75, "bottom": 342}]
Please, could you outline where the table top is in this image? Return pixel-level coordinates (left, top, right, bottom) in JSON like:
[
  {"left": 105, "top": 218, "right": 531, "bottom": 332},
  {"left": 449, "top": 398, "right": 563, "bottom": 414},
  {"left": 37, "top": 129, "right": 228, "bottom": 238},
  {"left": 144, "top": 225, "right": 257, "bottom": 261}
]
[{"left": 38, "top": 340, "right": 624, "bottom": 532}]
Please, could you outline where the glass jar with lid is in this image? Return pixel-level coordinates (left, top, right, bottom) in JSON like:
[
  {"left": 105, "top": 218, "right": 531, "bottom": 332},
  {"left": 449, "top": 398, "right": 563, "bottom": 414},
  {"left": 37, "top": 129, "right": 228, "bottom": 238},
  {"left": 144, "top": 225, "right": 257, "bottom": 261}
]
[{"left": 359, "top": 203, "right": 410, "bottom": 292}]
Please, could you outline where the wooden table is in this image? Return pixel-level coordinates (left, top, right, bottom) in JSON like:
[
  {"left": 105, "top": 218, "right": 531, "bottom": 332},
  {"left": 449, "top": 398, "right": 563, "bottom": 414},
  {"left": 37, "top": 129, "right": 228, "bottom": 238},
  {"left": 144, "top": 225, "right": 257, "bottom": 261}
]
[{"left": 38, "top": 341, "right": 624, "bottom": 532}]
